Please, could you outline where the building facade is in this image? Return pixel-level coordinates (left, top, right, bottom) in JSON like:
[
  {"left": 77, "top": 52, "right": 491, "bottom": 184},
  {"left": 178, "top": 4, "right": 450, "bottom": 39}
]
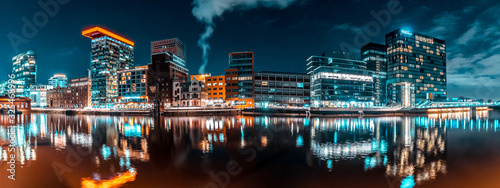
[
  {"left": 151, "top": 38, "right": 186, "bottom": 61},
  {"left": 47, "top": 86, "right": 72, "bottom": 108},
  {"left": 361, "top": 43, "right": 387, "bottom": 106},
  {"left": 0, "top": 96, "right": 31, "bottom": 112},
  {"left": 117, "top": 66, "right": 149, "bottom": 108},
  {"left": 307, "top": 52, "right": 375, "bottom": 108},
  {"left": 228, "top": 52, "right": 254, "bottom": 108},
  {"left": 254, "top": 71, "right": 310, "bottom": 108},
  {"left": 82, "top": 27, "right": 135, "bottom": 107},
  {"left": 224, "top": 69, "right": 239, "bottom": 105},
  {"left": 386, "top": 29, "right": 447, "bottom": 106},
  {"left": 47, "top": 77, "right": 91, "bottom": 108},
  {"left": 29, "top": 84, "right": 54, "bottom": 108},
  {"left": 69, "top": 77, "right": 91, "bottom": 108},
  {"left": 181, "top": 78, "right": 207, "bottom": 107},
  {"left": 206, "top": 75, "right": 225, "bottom": 105},
  {"left": 11, "top": 50, "right": 37, "bottom": 97},
  {"left": 148, "top": 52, "right": 188, "bottom": 109}
]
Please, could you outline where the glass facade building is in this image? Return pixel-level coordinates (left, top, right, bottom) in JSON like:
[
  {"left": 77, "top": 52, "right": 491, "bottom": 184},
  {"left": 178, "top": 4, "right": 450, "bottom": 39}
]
[
  {"left": 228, "top": 52, "right": 254, "bottom": 108},
  {"left": 82, "top": 27, "right": 135, "bottom": 107},
  {"left": 361, "top": 43, "right": 387, "bottom": 106},
  {"left": 118, "top": 66, "right": 149, "bottom": 104},
  {"left": 254, "top": 71, "right": 310, "bottom": 108},
  {"left": 48, "top": 74, "right": 68, "bottom": 88},
  {"left": 12, "top": 50, "right": 37, "bottom": 97},
  {"left": 307, "top": 52, "right": 374, "bottom": 108},
  {"left": 386, "top": 29, "right": 447, "bottom": 106}
]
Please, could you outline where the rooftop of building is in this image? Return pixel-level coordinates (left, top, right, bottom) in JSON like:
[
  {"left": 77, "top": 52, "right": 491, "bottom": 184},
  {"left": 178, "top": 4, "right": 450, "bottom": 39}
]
[{"left": 82, "top": 26, "right": 135, "bottom": 46}]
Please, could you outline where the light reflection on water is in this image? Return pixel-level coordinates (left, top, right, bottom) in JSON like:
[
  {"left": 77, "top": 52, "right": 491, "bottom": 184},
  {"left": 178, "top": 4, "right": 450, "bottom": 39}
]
[{"left": 0, "top": 111, "right": 499, "bottom": 187}]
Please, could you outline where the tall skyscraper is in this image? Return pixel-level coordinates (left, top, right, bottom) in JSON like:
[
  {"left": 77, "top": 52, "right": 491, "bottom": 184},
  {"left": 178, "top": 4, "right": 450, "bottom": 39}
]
[
  {"left": 386, "top": 29, "right": 447, "bottom": 106},
  {"left": 82, "top": 27, "right": 134, "bottom": 107},
  {"left": 307, "top": 51, "right": 374, "bottom": 108},
  {"left": 228, "top": 52, "right": 254, "bottom": 108},
  {"left": 151, "top": 38, "right": 186, "bottom": 61},
  {"left": 48, "top": 74, "right": 68, "bottom": 88},
  {"left": 12, "top": 50, "right": 37, "bottom": 97},
  {"left": 361, "top": 43, "right": 387, "bottom": 106}
]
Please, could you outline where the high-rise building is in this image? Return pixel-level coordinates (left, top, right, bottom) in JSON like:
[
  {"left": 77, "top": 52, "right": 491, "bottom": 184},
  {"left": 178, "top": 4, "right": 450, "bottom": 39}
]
[
  {"left": 12, "top": 50, "right": 37, "bottom": 97},
  {"left": 361, "top": 43, "right": 387, "bottom": 106},
  {"left": 307, "top": 52, "right": 374, "bottom": 108},
  {"left": 228, "top": 52, "right": 254, "bottom": 108},
  {"left": 151, "top": 38, "right": 186, "bottom": 61},
  {"left": 82, "top": 27, "right": 135, "bottom": 107},
  {"left": 49, "top": 74, "right": 68, "bottom": 88},
  {"left": 386, "top": 29, "right": 447, "bottom": 106},
  {"left": 254, "top": 71, "right": 310, "bottom": 108},
  {"left": 148, "top": 52, "right": 188, "bottom": 109}
]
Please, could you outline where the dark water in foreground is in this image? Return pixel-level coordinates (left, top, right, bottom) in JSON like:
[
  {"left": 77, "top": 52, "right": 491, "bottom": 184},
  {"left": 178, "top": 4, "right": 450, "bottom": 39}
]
[{"left": 1, "top": 112, "right": 500, "bottom": 188}]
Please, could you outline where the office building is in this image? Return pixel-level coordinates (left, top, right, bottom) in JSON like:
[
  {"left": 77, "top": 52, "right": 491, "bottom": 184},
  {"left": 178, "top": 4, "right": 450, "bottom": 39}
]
[
  {"left": 307, "top": 51, "right": 374, "bottom": 108},
  {"left": 151, "top": 38, "right": 186, "bottom": 61},
  {"left": 361, "top": 43, "right": 387, "bottom": 106},
  {"left": 82, "top": 27, "right": 135, "bottom": 107},
  {"left": 386, "top": 29, "right": 447, "bottom": 106},
  {"left": 254, "top": 71, "right": 310, "bottom": 108},
  {"left": 224, "top": 69, "right": 239, "bottom": 105},
  {"left": 206, "top": 75, "right": 225, "bottom": 105},
  {"left": 117, "top": 65, "right": 149, "bottom": 106},
  {"left": 148, "top": 52, "right": 188, "bottom": 109},
  {"left": 29, "top": 84, "right": 54, "bottom": 108},
  {"left": 11, "top": 50, "right": 37, "bottom": 97},
  {"left": 228, "top": 52, "right": 254, "bottom": 108},
  {"left": 49, "top": 74, "right": 68, "bottom": 88}
]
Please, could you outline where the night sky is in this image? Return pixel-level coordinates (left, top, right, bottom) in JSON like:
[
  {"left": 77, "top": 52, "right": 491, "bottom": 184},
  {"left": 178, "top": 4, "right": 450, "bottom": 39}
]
[{"left": 1, "top": 0, "right": 499, "bottom": 99}]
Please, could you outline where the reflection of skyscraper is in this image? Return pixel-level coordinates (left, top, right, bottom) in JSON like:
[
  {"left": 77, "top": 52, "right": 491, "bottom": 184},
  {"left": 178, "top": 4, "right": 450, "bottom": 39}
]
[
  {"left": 82, "top": 27, "right": 135, "bottom": 107},
  {"left": 12, "top": 50, "right": 37, "bottom": 97},
  {"left": 385, "top": 117, "right": 447, "bottom": 186}
]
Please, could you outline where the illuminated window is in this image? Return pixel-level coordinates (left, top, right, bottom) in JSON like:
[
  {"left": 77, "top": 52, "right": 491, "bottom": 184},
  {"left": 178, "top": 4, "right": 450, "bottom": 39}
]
[{"left": 262, "top": 81, "right": 268, "bottom": 86}]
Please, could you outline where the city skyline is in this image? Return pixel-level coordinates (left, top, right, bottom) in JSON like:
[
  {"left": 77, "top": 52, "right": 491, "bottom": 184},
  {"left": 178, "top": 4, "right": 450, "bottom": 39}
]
[{"left": 1, "top": 0, "right": 500, "bottom": 99}]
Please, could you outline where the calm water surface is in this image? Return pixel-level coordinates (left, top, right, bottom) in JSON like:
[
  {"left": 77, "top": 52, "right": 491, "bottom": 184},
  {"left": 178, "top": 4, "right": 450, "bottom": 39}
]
[{"left": 1, "top": 112, "right": 500, "bottom": 188}]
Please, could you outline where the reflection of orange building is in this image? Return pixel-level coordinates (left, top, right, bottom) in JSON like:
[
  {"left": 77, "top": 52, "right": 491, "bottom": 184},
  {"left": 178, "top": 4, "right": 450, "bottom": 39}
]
[{"left": 206, "top": 75, "right": 225, "bottom": 103}]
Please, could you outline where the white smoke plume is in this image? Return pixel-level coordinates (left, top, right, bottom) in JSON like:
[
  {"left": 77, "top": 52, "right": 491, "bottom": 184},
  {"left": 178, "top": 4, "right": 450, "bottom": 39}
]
[{"left": 192, "top": 0, "right": 299, "bottom": 74}]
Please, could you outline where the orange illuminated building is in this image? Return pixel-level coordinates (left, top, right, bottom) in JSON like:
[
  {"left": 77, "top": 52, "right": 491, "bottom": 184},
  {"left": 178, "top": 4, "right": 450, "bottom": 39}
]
[
  {"left": 82, "top": 26, "right": 135, "bottom": 46},
  {"left": 206, "top": 75, "right": 225, "bottom": 103},
  {"left": 82, "top": 26, "right": 135, "bottom": 107}
]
